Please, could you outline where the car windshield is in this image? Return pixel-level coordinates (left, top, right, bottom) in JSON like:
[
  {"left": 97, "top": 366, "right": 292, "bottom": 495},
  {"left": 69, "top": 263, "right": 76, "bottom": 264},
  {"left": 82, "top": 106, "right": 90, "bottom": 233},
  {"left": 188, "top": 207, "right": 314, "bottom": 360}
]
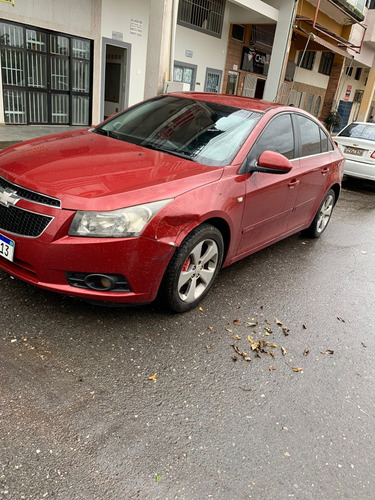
[
  {"left": 338, "top": 123, "right": 375, "bottom": 141},
  {"left": 94, "top": 96, "right": 262, "bottom": 166}
]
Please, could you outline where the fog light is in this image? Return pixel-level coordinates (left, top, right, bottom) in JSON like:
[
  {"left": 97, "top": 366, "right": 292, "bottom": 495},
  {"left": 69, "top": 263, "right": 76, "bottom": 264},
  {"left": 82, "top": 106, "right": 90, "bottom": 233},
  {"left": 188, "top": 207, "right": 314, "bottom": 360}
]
[
  {"left": 66, "top": 272, "right": 131, "bottom": 292},
  {"left": 85, "top": 274, "right": 116, "bottom": 291}
]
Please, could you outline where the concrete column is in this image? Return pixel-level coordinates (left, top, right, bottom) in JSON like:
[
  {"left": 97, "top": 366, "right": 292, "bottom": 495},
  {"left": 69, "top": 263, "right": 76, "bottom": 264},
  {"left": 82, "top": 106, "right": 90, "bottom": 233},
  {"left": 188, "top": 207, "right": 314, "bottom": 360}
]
[
  {"left": 356, "top": 67, "right": 375, "bottom": 122},
  {"left": 144, "top": 0, "right": 174, "bottom": 99},
  {"left": 320, "top": 54, "right": 345, "bottom": 122},
  {"left": 263, "top": 0, "right": 296, "bottom": 102}
]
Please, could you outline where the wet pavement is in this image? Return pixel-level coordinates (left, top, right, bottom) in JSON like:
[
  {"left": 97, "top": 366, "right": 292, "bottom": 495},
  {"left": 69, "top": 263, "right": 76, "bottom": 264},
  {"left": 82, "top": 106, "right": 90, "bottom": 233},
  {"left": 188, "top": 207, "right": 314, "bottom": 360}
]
[{"left": 0, "top": 176, "right": 374, "bottom": 499}]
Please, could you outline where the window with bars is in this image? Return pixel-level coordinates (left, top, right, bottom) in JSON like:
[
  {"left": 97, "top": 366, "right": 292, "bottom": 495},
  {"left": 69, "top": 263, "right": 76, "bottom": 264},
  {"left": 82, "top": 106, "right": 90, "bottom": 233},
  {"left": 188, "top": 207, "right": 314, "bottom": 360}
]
[
  {"left": 0, "top": 20, "right": 92, "bottom": 125},
  {"left": 318, "top": 52, "right": 334, "bottom": 76},
  {"left": 297, "top": 51, "right": 316, "bottom": 71},
  {"left": 178, "top": 0, "right": 226, "bottom": 37}
]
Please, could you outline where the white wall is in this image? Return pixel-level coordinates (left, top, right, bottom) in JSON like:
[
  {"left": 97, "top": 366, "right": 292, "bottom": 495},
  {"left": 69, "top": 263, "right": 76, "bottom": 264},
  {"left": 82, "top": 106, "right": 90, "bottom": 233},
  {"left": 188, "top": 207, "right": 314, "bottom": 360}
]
[
  {"left": 294, "top": 52, "right": 330, "bottom": 89},
  {"left": 0, "top": 0, "right": 96, "bottom": 38},
  {"left": 101, "top": 0, "right": 150, "bottom": 107},
  {"left": 174, "top": 7, "right": 230, "bottom": 92}
]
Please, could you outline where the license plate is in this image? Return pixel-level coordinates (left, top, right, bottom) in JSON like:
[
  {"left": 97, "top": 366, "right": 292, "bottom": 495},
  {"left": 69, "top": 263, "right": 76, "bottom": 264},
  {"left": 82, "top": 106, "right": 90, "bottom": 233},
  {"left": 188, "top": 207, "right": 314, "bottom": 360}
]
[
  {"left": 0, "top": 233, "right": 15, "bottom": 262},
  {"left": 344, "top": 147, "right": 364, "bottom": 156}
]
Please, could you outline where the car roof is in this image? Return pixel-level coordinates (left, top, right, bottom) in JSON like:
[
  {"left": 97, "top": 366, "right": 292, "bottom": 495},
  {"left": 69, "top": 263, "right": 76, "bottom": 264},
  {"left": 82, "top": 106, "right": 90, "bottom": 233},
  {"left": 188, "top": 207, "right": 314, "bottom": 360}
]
[{"left": 165, "top": 92, "right": 283, "bottom": 113}]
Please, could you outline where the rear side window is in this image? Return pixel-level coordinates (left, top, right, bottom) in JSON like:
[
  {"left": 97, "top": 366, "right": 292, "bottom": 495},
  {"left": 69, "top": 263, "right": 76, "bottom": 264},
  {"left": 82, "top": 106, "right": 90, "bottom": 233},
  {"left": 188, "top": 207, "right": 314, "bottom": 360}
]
[
  {"left": 249, "top": 114, "right": 295, "bottom": 164},
  {"left": 295, "top": 115, "right": 321, "bottom": 156},
  {"left": 320, "top": 128, "right": 333, "bottom": 152}
]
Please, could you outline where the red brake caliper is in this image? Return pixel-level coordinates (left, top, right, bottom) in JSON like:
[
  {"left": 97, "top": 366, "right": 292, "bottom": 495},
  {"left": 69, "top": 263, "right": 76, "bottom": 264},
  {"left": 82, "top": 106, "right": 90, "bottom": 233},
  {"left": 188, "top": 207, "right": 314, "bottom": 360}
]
[{"left": 182, "top": 256, "right": 191, "bottom": 272}]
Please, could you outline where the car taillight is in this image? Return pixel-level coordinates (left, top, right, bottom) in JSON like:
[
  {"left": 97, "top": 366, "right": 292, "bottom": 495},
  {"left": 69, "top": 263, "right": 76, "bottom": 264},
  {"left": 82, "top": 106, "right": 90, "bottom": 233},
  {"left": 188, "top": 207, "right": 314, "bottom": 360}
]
[{"left": 371, "top": 151, "right": 375, "bottom": 159}]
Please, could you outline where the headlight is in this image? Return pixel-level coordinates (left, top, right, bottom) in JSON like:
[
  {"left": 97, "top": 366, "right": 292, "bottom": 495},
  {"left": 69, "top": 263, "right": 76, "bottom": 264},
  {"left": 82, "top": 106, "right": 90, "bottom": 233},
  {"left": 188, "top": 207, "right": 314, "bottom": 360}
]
[{"left": 68, "top": 199, "right": 172, "bottom": 237}]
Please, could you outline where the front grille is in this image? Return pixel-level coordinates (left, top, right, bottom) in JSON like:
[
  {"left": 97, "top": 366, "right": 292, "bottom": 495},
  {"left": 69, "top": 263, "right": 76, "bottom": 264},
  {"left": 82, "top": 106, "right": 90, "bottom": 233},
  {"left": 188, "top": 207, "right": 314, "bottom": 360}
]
[
  {"left": 0, "top": 176, "right": 61, "bottom": 208},
  {"left": 0, "top": 204, "right": 53, "bottom": 237}
]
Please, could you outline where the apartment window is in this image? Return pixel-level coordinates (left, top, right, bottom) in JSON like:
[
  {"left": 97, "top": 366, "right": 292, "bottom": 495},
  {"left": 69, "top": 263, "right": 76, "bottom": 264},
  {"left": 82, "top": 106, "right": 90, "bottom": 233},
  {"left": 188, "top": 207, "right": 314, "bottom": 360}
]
[
  {"left": 319, "top": 52, "right": 334, "bottom": 76},
  {"left": 354, "top": 67, "right": 362, "bottom": 80},
  {"left": 346, "top": 66, "right": 353, "bottom": 76},
  {"left": 297, "top": 51, "right": 316, "bottom": 70},
  {"left": 231, "top": 24, "right": 245, "bottom": 42},
  {"left": 0, "top": 20, "right": 92, "bottom": 125},
  {"left": 178, "top": 0, "right": 226, "bottom": 37}
]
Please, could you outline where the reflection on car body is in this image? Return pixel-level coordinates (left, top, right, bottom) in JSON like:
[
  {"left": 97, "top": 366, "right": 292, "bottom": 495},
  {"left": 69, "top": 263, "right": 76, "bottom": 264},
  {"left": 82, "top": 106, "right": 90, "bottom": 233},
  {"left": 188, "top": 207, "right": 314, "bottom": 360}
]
[{"left": 0, "top": 93, "right": 345, "bottom": 312}]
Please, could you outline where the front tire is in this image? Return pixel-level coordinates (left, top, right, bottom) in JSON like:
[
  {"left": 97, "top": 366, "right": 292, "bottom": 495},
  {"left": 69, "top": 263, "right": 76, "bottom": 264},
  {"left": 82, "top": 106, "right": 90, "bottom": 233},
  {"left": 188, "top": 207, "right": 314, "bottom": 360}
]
[
  {"left": 161, "top": 224, "right": 224, "bottom": 313},
  {"left": 303, "top": 189, "right": 336, "bottom": 238}
]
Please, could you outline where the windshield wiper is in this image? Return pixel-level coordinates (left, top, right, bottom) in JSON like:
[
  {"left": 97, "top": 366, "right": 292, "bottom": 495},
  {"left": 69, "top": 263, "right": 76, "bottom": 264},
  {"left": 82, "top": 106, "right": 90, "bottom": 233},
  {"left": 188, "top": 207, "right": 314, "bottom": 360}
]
[
  {"left": 93, "top": 128, "right": 121, "bottom": 140},
  {"left": 142, "top": 143, "right": 195, "bottom": 161}
]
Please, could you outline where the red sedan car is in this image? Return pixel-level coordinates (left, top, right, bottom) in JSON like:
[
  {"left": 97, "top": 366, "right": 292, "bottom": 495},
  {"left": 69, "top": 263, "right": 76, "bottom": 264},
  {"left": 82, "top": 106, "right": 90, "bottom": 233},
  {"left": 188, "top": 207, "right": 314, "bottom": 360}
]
[{"left": 0, "top": 93, "right": 344, "bottom": 312}]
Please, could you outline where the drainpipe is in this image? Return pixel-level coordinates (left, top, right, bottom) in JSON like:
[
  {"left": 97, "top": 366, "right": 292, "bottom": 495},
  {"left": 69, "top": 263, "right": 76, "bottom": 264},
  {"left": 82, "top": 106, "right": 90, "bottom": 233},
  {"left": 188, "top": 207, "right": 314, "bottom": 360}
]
[{"left": 170, "top": 0, "right": 179, "bottom": 82}]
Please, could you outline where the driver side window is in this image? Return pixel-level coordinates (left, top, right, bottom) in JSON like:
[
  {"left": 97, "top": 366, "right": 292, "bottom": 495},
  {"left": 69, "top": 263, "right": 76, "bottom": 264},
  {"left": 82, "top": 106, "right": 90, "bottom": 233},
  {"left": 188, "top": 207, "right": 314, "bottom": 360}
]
[{"left": 247, "top": 114, "right": 295, "bottom": 168}]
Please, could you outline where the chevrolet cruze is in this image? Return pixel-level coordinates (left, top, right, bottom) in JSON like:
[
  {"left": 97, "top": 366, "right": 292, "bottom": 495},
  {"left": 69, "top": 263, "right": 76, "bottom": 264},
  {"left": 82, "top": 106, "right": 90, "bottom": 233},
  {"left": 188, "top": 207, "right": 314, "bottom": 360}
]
[{"left": 0, "top": 93, "right": 345, "bottom": 312}]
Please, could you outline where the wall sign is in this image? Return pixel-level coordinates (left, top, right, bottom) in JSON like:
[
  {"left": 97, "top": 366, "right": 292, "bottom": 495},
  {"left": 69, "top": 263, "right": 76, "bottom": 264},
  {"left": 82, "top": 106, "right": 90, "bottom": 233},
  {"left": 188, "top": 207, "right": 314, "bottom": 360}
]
[
  {"left": 344, "top": 85, "right": 352, "bottom": 101},
  {"left": 241, "top": 47, "right": 270, "bottom": 76},
  {"left": 130, "top": 19, "right": 143, "bottom": 37},
  {"left": 0, "top": 0, "right": 14, "bottom": 5},
  {"left": 112, "top": 31, "right": 123, "bottom": 41}
]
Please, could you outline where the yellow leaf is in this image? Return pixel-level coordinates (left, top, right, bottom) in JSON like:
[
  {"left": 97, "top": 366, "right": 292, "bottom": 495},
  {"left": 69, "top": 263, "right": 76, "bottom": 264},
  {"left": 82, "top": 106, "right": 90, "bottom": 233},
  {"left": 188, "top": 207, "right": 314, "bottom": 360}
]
[
  {"left": 199, "top": 307, "right": 203, "bottom": 311},
  {"left": 148, "top": 373, "right": 158, "bottom": 381},
  {"left": 248, "top": 335, "right": 254, "bottom": 343},
  {"left": 281, "top": 346, "right": 287, "bottom": 356},
  {"left": 292, "top": 367, "right": 302, "bottom": 372}
]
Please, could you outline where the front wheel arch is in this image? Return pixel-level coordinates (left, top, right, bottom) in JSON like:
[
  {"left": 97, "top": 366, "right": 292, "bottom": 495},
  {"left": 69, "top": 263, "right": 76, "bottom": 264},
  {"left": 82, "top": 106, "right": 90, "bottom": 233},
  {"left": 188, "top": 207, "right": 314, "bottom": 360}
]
[{"left": 160, "top": 223, "right": 225, "bottom": 313}]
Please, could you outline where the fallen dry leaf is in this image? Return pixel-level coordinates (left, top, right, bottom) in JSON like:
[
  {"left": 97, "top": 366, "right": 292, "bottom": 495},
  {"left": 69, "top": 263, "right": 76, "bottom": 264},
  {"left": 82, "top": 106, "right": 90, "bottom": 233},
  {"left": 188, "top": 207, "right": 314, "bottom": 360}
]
[
  {"left": 232, "top": 335, "right": 241, "bottom": 340},
  {"left": 282, "top": 326, "right": 290, "bottom": 335},
  {"left": 248, "top": 335, "right": 254, "bottom": 343},
  {"left": 199, "top": 307, "right": 203, "bottom": 312},
  {"left": 302, "top": 324, "right": 307, "bottom": 329},
  {"left": 233, "top": 319, "right": 242, "bottom": 326},
  {"left": 206, "top": 345, "right": 212, "bottom": 349},
  {"left": 303, "top": 349, "right": 310, "bottom": 356},
  {"left": 231, "top": 344, "right": 251, "bottom": 361},
  {"left": 320, "top": 350, "right": 334, "bottom": 355},
  {"left": 275, "top": 318, "right": 283, "bottom": 326},
  {"left": 337, "top": 317, "right": 345, "bottom": 323},
  {"left": 292, "top": 367, "right": 303, "bottom": 372},
  {"left": 148, "top": 373, "right": 158, "bottom": 381},
  {"left": 269, "top": 366, "right": 276, "bottom": 371},
  {"left": 231, "top": 355, "right": 238, "bottom": 362},
  {"left": 245, "top": 322, "right": 257, "bottom": 327},
  {"left": 281, "top": 346, "right": 287, "bottom": 356}
]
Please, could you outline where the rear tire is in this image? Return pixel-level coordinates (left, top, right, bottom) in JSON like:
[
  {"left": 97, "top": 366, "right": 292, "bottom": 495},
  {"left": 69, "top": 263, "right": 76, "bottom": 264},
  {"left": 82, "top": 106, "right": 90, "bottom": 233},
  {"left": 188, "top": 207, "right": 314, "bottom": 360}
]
[
  {"left": 303, "top": 189, "right": 336, "bottom": 238},
  {"left": 161, "top": 224, "right": 224, "bottom": 313}
]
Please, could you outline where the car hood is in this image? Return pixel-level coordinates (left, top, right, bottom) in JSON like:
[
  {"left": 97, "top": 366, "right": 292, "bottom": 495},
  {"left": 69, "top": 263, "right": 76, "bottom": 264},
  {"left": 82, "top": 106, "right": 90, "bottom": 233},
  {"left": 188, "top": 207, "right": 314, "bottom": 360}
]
[{"left": 0, "top": 130, "right": 223, "bottom": 211}]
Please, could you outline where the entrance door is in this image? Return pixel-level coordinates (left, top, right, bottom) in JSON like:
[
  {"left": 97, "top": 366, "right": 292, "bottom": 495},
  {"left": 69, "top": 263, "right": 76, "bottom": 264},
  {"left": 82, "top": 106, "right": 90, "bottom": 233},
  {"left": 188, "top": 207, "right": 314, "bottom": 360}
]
[
  {"left": 104, "top": 45, "right": 127, "bottom": 119},
  {"left": 204, "top": 68, "right": 222, "bottom": 93}
]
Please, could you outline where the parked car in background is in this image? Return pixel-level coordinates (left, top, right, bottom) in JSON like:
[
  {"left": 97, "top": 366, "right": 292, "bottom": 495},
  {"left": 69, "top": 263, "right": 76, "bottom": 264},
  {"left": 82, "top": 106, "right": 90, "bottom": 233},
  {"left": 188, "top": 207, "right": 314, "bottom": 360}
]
[
  {"left": 335, "top": 121, "right": 375, "bottom": 181},
  {"left": 0, "top": 93, "right": 344, "bottom": 312}
]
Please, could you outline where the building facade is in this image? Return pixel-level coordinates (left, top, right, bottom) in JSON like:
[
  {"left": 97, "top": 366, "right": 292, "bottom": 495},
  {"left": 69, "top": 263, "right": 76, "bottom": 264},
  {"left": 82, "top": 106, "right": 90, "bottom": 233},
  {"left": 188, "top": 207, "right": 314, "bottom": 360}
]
[{"left": 0, "top": 0, "right": 374, "bottom": 129}]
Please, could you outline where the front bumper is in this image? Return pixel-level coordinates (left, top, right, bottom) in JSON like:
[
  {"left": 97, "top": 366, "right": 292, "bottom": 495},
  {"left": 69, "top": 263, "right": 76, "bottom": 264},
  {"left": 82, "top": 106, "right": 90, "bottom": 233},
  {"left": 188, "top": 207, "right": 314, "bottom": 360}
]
[{"left": 0, "top": 205, "right": 176, "bottom": 304}]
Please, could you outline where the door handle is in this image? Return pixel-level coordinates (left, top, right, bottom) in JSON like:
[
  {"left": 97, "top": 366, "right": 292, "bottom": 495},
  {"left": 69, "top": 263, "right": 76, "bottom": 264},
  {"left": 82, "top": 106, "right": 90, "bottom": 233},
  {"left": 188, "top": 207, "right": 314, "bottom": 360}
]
[
  {"left": 322, "top": 167, "right": 330, "bottom": 175},
  {"left": 288, "top": 179, "right": 299, "bottom": 188}
]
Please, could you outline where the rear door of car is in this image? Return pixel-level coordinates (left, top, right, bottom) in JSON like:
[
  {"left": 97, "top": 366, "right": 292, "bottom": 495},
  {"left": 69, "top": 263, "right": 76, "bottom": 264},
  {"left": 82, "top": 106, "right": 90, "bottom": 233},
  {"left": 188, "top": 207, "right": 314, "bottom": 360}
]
[
  {"left": 286, "top": 113, "right": 334, "bottom": 232},
  {"left": 236, "top": 113, "right": 300, "bottom": 256}
]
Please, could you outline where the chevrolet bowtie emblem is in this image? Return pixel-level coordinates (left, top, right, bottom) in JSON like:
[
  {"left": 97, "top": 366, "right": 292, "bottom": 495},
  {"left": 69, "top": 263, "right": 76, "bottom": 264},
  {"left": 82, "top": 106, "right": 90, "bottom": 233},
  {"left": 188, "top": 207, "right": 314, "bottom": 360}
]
[{"left": 0, "top": 187, "right": 21, "bottom": 207}]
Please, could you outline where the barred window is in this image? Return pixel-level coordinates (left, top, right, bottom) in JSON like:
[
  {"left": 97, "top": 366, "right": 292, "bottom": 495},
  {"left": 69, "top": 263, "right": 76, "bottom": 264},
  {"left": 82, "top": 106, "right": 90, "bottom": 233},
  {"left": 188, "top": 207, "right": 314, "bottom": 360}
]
[
  {"left": 297, "top": 51, "right": 316, "bottom": 70},
  {"left": 178, "top": 0, "right": 226, "bottom": 38},
  {"left": 318, "top": 52, "right": 334, "bottom": 76}
]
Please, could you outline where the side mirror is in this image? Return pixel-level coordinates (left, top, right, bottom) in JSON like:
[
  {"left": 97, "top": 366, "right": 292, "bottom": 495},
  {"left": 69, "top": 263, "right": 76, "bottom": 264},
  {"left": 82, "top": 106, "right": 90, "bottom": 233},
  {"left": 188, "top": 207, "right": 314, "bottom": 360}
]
[{"left": 250, "top": 150, "right": 293, "bottom": 174}]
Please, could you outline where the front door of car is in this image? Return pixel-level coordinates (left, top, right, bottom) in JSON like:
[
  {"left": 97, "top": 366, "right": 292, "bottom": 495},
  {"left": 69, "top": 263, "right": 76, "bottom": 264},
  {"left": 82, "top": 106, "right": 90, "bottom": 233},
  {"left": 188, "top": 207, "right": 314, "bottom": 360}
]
[
  {"left": 237, "top": 113, "right": 299, "bottom": 256},
  {"left": 287, "top": 114, "right": 334, "bottom": 231}
]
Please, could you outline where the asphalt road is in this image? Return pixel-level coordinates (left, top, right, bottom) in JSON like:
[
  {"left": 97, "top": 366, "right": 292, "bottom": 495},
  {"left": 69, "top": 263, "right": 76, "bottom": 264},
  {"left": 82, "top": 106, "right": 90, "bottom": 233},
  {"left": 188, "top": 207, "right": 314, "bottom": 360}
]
[{"left": 1, "top": 177, "right": 374, "bottom": 500}]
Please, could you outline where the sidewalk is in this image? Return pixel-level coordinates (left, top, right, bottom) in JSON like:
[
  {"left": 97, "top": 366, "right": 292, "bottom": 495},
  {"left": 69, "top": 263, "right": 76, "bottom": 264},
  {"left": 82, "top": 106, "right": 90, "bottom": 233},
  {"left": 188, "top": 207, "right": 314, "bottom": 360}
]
[{"left": 0, "top": 124, "right": 86, "bottom": 150}]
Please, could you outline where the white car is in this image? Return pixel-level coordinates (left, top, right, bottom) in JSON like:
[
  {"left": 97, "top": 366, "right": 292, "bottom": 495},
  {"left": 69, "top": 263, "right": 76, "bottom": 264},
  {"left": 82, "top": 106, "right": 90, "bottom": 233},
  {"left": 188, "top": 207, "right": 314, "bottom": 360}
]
[{"left": 334, "top": 122, "right": 375, "bottom": 181}]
